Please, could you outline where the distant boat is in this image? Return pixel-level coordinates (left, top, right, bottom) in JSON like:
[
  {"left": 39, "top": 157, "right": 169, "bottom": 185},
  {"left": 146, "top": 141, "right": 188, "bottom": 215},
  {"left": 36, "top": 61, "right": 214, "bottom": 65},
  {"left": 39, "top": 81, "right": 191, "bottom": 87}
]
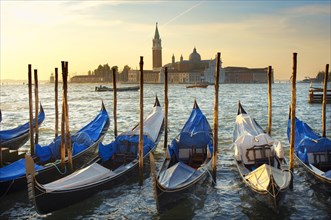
[
  {"left": 186, "top": 83, "right": 208, "bottom": 89},
  {"left": 95, "top": 85, "right": 139, "bottom": 92}
]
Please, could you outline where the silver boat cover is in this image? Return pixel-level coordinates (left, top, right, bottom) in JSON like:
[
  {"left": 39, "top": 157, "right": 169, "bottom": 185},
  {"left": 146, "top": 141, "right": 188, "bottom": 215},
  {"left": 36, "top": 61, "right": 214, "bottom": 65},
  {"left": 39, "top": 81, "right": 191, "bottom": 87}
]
[
  {"left": 158, "top": 162, "right": 202, "bottom": 189},
  {"left": 44, "top": 163, "right": 114, "bottom": 192},
  {"left": 233, "top": 114, "right": 284, "bottom": 164},
  {"left": 121, "top": 105, "right": 164, "bottom": 143}
]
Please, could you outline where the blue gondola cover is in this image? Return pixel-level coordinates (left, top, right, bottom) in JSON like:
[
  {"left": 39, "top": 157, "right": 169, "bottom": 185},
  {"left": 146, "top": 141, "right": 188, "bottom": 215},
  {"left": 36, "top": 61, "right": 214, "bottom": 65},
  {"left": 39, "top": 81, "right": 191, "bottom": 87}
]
[{"left": 287, "top": 117, "right": 331, "bottom": 163}]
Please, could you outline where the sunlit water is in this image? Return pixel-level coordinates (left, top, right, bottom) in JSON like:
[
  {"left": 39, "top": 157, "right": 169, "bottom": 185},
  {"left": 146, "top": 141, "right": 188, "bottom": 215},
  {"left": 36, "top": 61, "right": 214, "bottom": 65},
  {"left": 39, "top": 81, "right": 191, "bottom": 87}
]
[{"left": 0, "top": 82, "right": 330, "bottom": 219}]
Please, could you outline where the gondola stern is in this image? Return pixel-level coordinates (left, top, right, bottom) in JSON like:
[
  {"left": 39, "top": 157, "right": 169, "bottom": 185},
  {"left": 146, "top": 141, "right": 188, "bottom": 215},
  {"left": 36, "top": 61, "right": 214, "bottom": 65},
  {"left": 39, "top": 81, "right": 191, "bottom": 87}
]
[{"left": 25, "top": 154, "right": 38, "bottom": 211}]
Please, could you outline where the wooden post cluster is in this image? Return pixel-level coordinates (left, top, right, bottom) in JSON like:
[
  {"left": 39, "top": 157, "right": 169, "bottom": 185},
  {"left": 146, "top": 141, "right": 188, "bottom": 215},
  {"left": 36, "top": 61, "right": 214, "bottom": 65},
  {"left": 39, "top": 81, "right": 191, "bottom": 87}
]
[
  {"left": 139, "top": 56, "right": 144, "bottom": 186},
  {"left": 212, "top": 52, "right": 221, "bottom": 183},
  {"left": 289, "top": 52, "right": 297, "bottom": 189},
  {"left": 112, "top": 67, "right": 118, "bottom": 138},
  {"left": 61, "top": 61, "right": 72, "bottom": 171},
  {"left": 267, "top": 66, "right": 272, "bottom": 135},
  {"left": 322, "top": 64, "right": 329, "bottom": 137}
]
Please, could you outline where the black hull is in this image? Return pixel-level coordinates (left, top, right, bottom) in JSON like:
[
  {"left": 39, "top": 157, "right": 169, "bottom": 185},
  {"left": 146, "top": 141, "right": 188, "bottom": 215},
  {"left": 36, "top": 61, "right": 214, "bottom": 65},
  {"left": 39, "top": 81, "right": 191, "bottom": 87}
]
[
  {"left": 1, "top": 132, "right": 29, "bottom": 150},
  {"left": 156, "top": 170, "right": 209, "bottom": 213},
  {"left": 156, "top": 158, "right": 211, "bottom": 213},
  {"left": 234, "top": 160, "right": 289, "bottom": 208},
  {"left": 31, "top": 150, "right": 156, "bottom": 214},
  {"left": 0, "top": 136, "right": 102, "bottom": 197}
]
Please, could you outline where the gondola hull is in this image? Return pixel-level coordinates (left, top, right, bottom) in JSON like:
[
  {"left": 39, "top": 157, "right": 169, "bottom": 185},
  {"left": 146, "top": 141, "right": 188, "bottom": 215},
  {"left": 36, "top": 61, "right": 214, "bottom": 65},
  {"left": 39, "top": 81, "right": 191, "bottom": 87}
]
[
  {"left": 295, "top": 154, "right": 331, "bottom": 184},
  {"left": 235, "top": 160, "right": 290, "bottom": 207},
  {"left": 233, "top": 101, "right": 292, "bottom": 208},
  {"left": 0, "top": 134, "right": 104, "bottom": 196},
  {"left": 27, "top": 97, "right": 164, "bottom": 214},
  {"left": 0, "top": 103, "right": 110, "bottom": 196},
  {"left": 156, "top": 160, "right": 211, "bottom": 211},
  {"left": 0, "top": 105, "right": 45, "bottom": 150},
  {"left": 28, "top": 154, "right": 155, "bottom": 215},
  {"left": 156, "top": 100, "right": 213, "bottom": 211},
  {"left": 287, "top": 117, "right": 331, "bottom": 184}
]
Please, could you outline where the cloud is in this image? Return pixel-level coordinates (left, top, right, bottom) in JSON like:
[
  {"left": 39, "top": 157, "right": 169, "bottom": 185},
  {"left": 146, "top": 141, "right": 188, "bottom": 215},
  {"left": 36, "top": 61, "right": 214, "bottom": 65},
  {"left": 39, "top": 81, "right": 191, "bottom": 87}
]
[{"left": 285, "top": 4, "right": 331, "bottom": 16}]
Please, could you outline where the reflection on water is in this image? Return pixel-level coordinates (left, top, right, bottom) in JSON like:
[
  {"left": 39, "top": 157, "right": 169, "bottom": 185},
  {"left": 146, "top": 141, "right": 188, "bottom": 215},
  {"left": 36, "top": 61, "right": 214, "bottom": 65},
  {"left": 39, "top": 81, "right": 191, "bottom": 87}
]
[{"left": 0, "top": 83, "right": 330, "bottom": 219}]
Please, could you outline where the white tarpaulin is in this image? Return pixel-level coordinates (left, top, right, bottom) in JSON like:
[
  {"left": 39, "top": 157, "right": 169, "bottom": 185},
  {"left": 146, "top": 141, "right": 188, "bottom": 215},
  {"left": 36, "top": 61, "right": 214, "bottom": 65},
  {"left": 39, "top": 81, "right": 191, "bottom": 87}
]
[
  {"left": 122, "top": 106, "right": 163, "bottom": 143},
  {"left": 44, "top": 163, "right": 114, "bottom": 192},
  {"left": 158, "top": 162, "right": 202, "bottom": 189}
]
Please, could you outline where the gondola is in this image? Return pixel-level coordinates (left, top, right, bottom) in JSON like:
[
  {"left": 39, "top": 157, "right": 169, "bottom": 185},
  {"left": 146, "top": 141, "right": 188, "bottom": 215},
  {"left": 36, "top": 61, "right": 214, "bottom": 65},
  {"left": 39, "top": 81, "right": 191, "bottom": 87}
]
[
  {"left": 156, "top": 100, "right": 213, "bottom": 209},
  {"left": 287, "top": 116, "right": 331, "bottom": 183},
  {"left": 232, "top": 101, "right": 291, "bottom": 207},
  {"left": 26, "top": 96, "right": 164, "bottom": 214},
  {"left": 0, "top": 104, "right": 45, "bottom": 150},
  {"left": 0, "top": 102, "right": 110, "bottom": 196}
]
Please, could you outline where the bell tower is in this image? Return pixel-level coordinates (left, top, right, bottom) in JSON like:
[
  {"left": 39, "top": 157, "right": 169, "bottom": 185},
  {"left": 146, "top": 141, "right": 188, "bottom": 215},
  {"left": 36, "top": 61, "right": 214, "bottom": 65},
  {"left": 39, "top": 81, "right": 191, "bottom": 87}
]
[{"left": 152, "top": 22, "right": 162, "bottom": 71}]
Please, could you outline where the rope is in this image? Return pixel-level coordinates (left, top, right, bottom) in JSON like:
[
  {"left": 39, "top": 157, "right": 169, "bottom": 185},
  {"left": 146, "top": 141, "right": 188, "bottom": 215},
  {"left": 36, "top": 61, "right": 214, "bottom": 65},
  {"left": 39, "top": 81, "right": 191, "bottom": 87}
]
[
  {"left": 0, "top": 179, "right": 15, "bottom": 198},
  {"left": 206, "top": 168, "right": 217, "bottom": 185},
  {"left": 44, "top": 162, "right": 67, "bottom": 175}
]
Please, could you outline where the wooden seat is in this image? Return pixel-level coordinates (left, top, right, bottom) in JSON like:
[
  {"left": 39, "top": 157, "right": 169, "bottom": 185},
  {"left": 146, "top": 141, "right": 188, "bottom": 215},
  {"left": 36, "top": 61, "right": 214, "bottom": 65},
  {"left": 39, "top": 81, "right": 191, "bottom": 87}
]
[
  {"left": 189, "top": 146, "right": 206, "bottom": 167},
  {"left": 313, "top": 151, "right": 331, "bottom": 171},
  {"left": 246, "top": 144, "right": 274, "bottom": 167}
]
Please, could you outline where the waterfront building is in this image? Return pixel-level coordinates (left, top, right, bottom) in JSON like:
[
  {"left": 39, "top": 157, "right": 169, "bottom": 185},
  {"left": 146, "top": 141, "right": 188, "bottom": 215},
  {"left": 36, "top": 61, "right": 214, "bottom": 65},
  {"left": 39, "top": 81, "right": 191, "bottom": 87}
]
[
  {"left": 128, "top": 22, "right": 161, "bottom": 83},
  {"left": 223, "top": 67, "right": 273, "bottom": 83}
]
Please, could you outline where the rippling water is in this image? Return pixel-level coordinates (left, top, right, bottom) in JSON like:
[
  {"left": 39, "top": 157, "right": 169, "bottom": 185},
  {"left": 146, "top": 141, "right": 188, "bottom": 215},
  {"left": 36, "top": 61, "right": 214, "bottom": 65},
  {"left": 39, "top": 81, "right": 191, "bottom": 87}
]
[{"left": 1, "top": 82, "right": 330, "bottom": 219}]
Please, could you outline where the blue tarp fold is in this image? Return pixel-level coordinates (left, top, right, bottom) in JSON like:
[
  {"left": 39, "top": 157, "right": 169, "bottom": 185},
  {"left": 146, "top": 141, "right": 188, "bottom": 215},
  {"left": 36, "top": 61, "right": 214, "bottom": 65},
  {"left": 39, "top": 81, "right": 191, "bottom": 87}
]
[
  {"left": 168, "top": 104, "right": 213, "bottom": 160},
  {"left": 99, "top": 134, "right": 154, "bottom": 162},
  {"left": 287, "top": 117, "right": 331, "bottom": 163}
]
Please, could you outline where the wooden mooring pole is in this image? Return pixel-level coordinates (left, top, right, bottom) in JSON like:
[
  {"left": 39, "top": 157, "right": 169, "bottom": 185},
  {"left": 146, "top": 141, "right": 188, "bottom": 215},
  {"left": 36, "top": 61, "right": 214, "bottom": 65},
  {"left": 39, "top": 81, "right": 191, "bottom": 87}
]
[
  {"left": 289, "top": 52, "right": 297, "bottom": 189},
  {"left": 164, "top": 67, "right": 168, "bottom": 150},
  {"left": 267, "top": 66, "right": 272, "bottom": 135},
  {"left": 112, "top": 67, "right": 118, "bottom": 138},
  {"left": 139, "top": 56, "right": 144, "bottom": 186},
  {"left": 28, "top": 64, "right": 35, "bottom": 155},
  {"left": 212, "top": 52, "right": 221, "bottom": 183},
  {"left": 34, "top": 69, "right": 39, "bottom": 144},
  {"left": 55, "top": 68, "right": 59, "bottom": 138},
  {"left": 322, "top": 64, "right": 329, "bottom": 137}
]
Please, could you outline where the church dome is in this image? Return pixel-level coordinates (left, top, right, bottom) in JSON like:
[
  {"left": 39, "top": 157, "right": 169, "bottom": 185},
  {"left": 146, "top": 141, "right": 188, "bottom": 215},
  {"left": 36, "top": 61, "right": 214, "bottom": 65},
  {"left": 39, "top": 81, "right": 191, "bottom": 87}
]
[{"left": 189, "top": 47, "right": 201, "bottom": 62}]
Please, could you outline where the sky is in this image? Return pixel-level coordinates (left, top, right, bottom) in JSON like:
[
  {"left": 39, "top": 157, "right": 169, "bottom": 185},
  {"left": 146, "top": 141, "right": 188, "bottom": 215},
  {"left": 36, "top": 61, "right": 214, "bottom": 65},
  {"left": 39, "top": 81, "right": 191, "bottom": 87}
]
[{"left": 1, "top": 0, "right": 330, "bottom": 81}]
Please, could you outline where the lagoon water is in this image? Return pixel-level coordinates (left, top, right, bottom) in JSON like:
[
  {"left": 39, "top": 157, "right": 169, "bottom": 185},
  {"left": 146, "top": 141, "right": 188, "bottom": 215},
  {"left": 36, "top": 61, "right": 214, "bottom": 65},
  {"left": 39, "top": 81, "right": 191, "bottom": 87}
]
[{"left": 0, "top": 82, "right": 330, "bottom": 219}]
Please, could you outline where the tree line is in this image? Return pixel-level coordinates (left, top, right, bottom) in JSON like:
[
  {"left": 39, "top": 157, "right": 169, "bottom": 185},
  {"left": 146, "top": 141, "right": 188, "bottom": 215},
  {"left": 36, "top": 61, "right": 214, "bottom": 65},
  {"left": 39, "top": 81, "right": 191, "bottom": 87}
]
[
  {"left": 315, "top": 70, "right": 331, "bottom": 82},
  {"left": 87, "top": 64, "right": 131, "bottom": 82}
]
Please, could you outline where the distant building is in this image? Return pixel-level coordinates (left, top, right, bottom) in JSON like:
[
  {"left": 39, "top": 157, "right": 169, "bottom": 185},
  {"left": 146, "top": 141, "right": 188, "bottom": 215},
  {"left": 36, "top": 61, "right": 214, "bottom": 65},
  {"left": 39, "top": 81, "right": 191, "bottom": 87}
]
[
  {"left": 71, "top": 75, "right": 105, "bottom": 83},
  {"left": 69, "top": 22, "right": 271, "bottom": 84},
  {"left": 159, "top": 48, "right": 223, "bottom": 84},
  {"left": 152, "top": 22, "right": 162, "bottom": 71},
  {"left": 128, "top": 22, "right": 161, "bottom": 83},
  {"left": 223, "top": 67, "right": 273, "bottom": 83},
  {"left": 50, "top": 73, "right": 54, "bottom": 83}
]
